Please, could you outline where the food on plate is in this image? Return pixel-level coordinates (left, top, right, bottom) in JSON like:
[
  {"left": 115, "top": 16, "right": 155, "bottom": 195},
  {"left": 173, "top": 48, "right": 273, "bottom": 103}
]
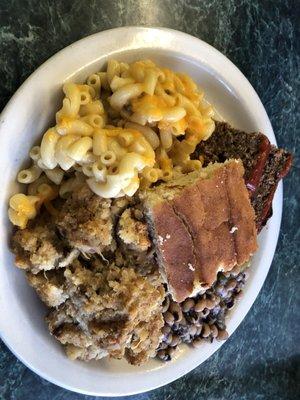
[
  {"left": 157, "top": 266, "right": 249, "bottom": 361},
  {"left": 46, "top": 260, "right": 164, "bottom": 365},
  {"left": 142, "top": 159, "right": 257, "bottom": 302},
  {"left": 8, "top": 59, "right": 292, "bottom": 365},
  {"left": 55, "top": 185, "right": 114, "bottom": 254},
  {"left": 194, "top": 122, "right": 292, "bottom": 231},
  {"left": 11, "top": 212, "right": 79, "bottom": 274},
  {"left": 8, "top": 59, "right": 215, "bottom": 230}
]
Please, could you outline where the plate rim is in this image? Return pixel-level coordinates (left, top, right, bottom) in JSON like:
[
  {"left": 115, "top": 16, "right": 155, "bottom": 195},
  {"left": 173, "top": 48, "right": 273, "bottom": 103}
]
[{"left": 0, "top": 26, "right": 282, "bottom": 396}]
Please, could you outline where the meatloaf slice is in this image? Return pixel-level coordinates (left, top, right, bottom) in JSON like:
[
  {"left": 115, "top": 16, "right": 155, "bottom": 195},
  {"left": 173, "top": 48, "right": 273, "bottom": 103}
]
[
  {"left": 142, "top": 160, "right": 257, "bottom": 302},
  {"left": 194, "top": 121, "right": 292, "bottom": 230},
  {"left": 193, "top": 121, "right": 271, "bottom": 191}
]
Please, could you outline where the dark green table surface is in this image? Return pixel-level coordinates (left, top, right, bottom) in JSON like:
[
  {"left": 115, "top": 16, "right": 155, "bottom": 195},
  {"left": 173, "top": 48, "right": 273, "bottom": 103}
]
[{"left": 0, "top": 1, "right": 299, "bottom": 399}]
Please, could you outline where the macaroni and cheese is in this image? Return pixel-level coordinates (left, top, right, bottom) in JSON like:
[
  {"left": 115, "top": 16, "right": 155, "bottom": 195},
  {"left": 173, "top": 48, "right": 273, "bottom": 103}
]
[{"left": 8, "top": 59, "right": 215, "bottom": 228}]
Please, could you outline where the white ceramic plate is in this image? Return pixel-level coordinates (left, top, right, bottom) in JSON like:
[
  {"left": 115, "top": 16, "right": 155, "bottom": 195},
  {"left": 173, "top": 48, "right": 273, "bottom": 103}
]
[{"left": 0, "top": 27, "right": 282, "bottom": 396}]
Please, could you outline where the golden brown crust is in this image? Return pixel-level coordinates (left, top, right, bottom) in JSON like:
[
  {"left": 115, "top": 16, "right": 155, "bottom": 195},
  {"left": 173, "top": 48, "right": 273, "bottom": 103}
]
[
  {"left": 151, "top": 202, "right": 195, "bottom": 302},
  {"left": 118, "top": 208, "right": 151, "bottom": 252},
  {"left": 146, "top": 160, "right": 257, "bottom": 302},
  {"left": 225, "top": 161, "right": 258, "bottom": 264}
]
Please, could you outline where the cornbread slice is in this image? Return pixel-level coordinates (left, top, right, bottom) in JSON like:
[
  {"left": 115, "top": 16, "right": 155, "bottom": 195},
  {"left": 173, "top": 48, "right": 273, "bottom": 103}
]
[{"left": 142, "top": 160, "right": 258, "bottom": 302}]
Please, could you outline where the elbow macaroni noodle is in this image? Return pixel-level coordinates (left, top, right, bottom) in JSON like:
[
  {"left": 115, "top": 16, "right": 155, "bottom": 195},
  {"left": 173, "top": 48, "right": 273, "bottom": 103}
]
[{"left": 8, "top": 59, "right": 215, "bottom": 228}]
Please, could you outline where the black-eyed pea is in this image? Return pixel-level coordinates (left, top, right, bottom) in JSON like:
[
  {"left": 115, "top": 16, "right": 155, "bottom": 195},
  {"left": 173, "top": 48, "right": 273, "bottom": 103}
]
[
  {"left": 188, "top": 325, "right": 198, "bottom": 337},
  {"left": 182, "top": 298, "right": 195, "bottom": 312},
  {"left": 157, "top": 349, "right": 168, "bottom": 361},
  {"left": 194, "top": 298, "right": 207, "bottom": 312},
  {"left": 163, "top": 311, "right": 175, "bottom": 326},
  {"left": 216, "top": 329, "right": 229, "bottom": 341},
  {"left": 215, "top": 285, "right": 228, "bottom": 298},
  {"left": 192, "top": 337, "right": 204, "bottom": 348},
  {"left": 205, "top": 299, "right": 216, "bottom": 310},
  {"left": 201, "top": 323, "right": 211, "bottom": 338},
  {"left": 210, "top": 324, "right": 219, "bottom": 338},
  {"left": 162, "top": 325, "right": 171, "bottom": 336},
  {"left": 169, "top": 302, "right": 183, "bottom": 322},
  {"left": 170, "top": 334, "right": 181, "bottom": 347},
  {"left": 226, "top": 279, "right": 237, "bottom": 291}
]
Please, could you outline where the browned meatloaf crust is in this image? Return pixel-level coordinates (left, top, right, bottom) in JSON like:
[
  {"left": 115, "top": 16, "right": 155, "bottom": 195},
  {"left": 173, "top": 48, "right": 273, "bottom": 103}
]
[
  {"left": 193, "top": 122, "right": 292, "bottom": 231},
  {"left": 251, "top": 147, "right": 292, "bottom": 231}
]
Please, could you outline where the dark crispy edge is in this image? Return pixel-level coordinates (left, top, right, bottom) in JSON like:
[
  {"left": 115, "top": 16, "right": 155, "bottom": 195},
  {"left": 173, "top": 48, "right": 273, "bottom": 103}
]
[
  {"left": 194, "top": 121, "right": 292, "bottom": 231},
  {"left": 254, "top": 147, "right": 293, "bottom": 231}
]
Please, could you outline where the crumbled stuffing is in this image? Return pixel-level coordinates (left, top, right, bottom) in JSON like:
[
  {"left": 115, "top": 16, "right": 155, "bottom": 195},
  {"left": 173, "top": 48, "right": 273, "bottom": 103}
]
[
  {"left": 27, "top": 269, "right": 68, "bottom": 307},
  {"left": 55, "top": 185, "right": 114, "bottom": 254},
  {"left": 11, "top": 213, "right": 77, "bottom": 274},
  {"left": 46, "top": 259, "right": 165, "bottom": 365},
  {"left": 118, "top": 208, "right": 151, "bottom": 252}
]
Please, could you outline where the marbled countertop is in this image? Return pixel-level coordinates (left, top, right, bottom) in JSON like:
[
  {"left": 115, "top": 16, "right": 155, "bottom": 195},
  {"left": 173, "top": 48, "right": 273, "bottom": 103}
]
[{"left": 0, "top": 1, "right": 299, "bottom": 399}]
